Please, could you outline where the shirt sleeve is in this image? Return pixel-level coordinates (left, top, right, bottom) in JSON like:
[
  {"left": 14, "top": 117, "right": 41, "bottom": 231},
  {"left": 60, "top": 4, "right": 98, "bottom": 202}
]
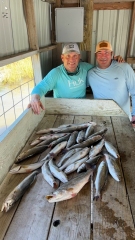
[
  {"left": 31, "top": 69, "right": 57, "bottom": 98},
  {"left": 124, "top": 63, "right": 135, "bottom": 116}
]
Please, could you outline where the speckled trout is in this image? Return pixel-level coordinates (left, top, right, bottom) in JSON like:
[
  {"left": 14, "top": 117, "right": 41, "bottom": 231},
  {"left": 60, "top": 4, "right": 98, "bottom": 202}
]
[
  {"left": 59, "top": 147, "right": 90, "bottom": 171},
  {"left": 67, "top": 135, "right": 102, "bottom": 150},
  {"left": 42, "top": 161, "right": 59, "bottom": 188},
  {"left": 46, "top": 169, "right": 93, "bottom": 203},
  {"left": 1, "top": 171, "right": 39, "bottom": 212},
  {"left": 105, "top": 140, "right": 120, "bottom": 158},
  {"left": 48, "top": 159, "right": 68, "bottom": 183},
  {"left": 94, "top": 160, "right": 108, "bottom": 200},
  {"left": 10, "top": 161, "right": 44, "bottom": 174},
  {"left": 16, "top": 145, "right": 48, "bottom": 163},
  {"left": 104, "top": 153, "right": 121, "bottom": 181}
]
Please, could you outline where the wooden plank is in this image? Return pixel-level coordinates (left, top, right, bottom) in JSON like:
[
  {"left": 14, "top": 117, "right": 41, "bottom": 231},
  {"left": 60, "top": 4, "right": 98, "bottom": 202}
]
[
  {"left": 0, "top": 98, "right": 45, "bottom": 184},
  {"left": 45, "top": 98, "right": 127, "bottom": 117},
  {"left": 31, "top": 54, "right": 43, "bottom": 84},
  {"left": 48, "top": 115, "right": 92, "bottom": 240},
  {"left": 94, "top": 0, "right": 135, "bottom": 2},
  {"left": 0, "top": 44, "right": 57, "bottom": 67},
  {"left": 94, "top": 2, "right": 133, "bottom": 10},
  {"left": 63, "top": 0, "right": 135, "bottom": 3},
  {"left": 0, "top": 114, "right": 57, "bottom": 240},
  {"left": 127, "top": 2, "right": 135, "bottom": 57},
  {"left": 22, "top": 0, "right": 39, "bottom": 50},
  {"left": 39, "top": 44, "right": 57, "bottom": 52},
  {"left": 127, "top": 57, "right": 135, "bottom": 64},
  {"left": 0, "top": 50, "right": 38, "bottom": 67},
  {"left": 112, "top": 116, "right": 135, "bottom": 223},
  {"left": 80, "top": 0, "right": 93, "bottom": 51},
  {"left": 1, "top": 115, "right": 75, "bottom": 240},
  {"left": 92, "top": 116, "right": 135, "bottom": 240},
  {"left": 48, "top": 181, "right": 91, "bottom": 240}
]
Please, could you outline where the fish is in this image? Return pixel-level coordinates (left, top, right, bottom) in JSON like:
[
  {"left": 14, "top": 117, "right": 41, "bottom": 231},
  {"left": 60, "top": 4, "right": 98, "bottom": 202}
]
[
  {"left": 36, "top": 125, "right": 79, "bottom": 135},
  {"left": 36, "top": 138, "right": 55, "bottom": 147},
  {"left": 54, "top": 122, "right": 96, "bottom": 133},
  {"left": 9, "top": 161, "right": 44, "bottom": 174},
  {"left": 41, "top": 161, "right": 59, "bottom": 188},
  {"left": 59, "top": 147, "right": 90, "bottom": 171},
  {"left": 36, "top": 128, "right": 60, "bottom": 134},
  {"left": 40, "top": 141, "right": 67, "bottom": 162},
  {"left": 46, "top": 169, "right": 93, "bottom": 203},
  {"left": 39, "top": 133, "right": 67, "bottom": 141},
  {"left": 49, "top": 134, "right": 70, "bottom": 148},
  {"left": 105, "top": 140, "right": 120, "bottom": 158},
  {"left": 30, "top": 138, "right": 42, "bottom": 146},
  {"left": 76, "top": 130, "right": 86, "bottom": 143},
  {"left": 48, "top": 141, "right": 67, "bottom": 158},
  {"left": 64, "top": 155, "right": 89, "bottom": 174},
  {"left": 89, "top": 139, "right": 105, "bottom": 158},
  {"left": 85, "top": 125, "right": 94, "bottom": 139},
  {"left": 1, "top": 171, "right": 39, "bottom": 212},
  {"left": 67, "top": 135, "right": 102, "bottom": 150},
  {"left": 57, "top": 148, "right": 83, "bottom": 167},
  {"left": 77, "top": 155, "right": 102, "bottom": 173},
  {"left": 66, "top": 131, "right": 78, "bottom": 148},
  {"left": 104, "top": 153, "right": 121, "bottom": 181},
  {"left": 89, "top": 128, "right": 108, "bottom": 138},
  {"left": 15, "top": 145, "right": 48, "bottom": 163},
  {"left": 48, "top": 159, "right": 68, "bottom": 183},
  {"left": 94, "top": 160, "right": 108, "bottom": 200}
]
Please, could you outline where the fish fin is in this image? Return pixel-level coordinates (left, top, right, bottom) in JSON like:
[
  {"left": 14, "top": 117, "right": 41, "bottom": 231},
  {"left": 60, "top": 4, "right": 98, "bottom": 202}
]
[{"left": 9, "top": 166, "right": 21, "bottom": 173}]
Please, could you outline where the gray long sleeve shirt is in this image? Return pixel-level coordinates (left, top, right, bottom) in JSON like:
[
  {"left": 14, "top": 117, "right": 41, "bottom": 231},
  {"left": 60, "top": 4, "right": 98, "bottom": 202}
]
[{"left": 87, "top": 60, "right": 135, "bottom": 119}]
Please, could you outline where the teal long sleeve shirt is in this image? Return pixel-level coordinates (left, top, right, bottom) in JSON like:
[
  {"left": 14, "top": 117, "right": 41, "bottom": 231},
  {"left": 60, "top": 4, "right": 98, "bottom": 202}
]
[
  {"left": 32, "top": 62, "right": 93, "bottom": 99},
  {"left": 87, "top": 60, "right": 135, "bottom": 118}
]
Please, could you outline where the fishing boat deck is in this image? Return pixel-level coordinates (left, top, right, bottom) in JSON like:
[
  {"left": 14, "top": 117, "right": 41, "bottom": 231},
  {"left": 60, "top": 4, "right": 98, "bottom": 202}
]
[{"left": 0, "top": 98, "right": 135, "bottom": 240}]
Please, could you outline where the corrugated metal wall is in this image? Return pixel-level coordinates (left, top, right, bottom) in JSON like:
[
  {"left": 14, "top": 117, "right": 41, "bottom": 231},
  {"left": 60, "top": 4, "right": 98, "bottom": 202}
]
[
  {"left": 91, "top": 9, "right": 132, "bottom": 66},
  {"left": 0, "top": 1, "right": 135, "bottom": 70},
  {"left": 33, "top": 0, "right": 52, "bottom": 77},
  {"left": 0, "top": 0, "right": 29, "bottom": 57}
]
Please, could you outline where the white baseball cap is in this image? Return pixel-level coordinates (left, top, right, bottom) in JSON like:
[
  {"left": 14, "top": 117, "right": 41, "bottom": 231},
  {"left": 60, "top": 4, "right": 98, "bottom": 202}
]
[{"left": 62, "top": 43, "right": 80, "bottom": 54}]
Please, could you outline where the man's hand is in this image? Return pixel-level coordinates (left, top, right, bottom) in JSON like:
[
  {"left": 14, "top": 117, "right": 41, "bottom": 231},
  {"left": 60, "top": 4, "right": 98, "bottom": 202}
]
[
  {"left": 131, "top": 116, "right": 135, "bottom": 128},
  {"left": 27, "top": 94, "right": 45, "bottom": 115},
  {"left": 113, "top": 55, "right": 125, "bottom": 63}
]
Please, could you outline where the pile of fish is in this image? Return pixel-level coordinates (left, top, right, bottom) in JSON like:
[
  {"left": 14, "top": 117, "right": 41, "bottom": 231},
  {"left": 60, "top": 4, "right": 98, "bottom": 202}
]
[{"left": 1, "top": 122, "right": 121, "bottom": 212}]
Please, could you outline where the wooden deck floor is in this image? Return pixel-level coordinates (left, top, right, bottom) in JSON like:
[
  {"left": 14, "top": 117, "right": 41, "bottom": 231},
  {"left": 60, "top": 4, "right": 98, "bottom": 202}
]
[{"left": 0, "top": 114, "right": 135, "bottom": 240}]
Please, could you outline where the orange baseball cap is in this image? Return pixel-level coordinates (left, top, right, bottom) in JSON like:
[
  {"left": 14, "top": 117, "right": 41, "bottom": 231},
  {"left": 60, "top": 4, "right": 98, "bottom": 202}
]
[{"left": 95, "top": 40, "right": 113, "bottom": 53}]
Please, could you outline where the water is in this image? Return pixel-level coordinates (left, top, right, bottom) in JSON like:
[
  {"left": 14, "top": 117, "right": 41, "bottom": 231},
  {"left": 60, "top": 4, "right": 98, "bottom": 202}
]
[{"left": 0, "top": 78, "right": 34, "bottom": 136}]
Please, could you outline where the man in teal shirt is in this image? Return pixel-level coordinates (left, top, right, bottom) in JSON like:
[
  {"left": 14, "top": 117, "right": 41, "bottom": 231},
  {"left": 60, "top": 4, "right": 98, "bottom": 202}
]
[
  {"left": 28, "top": 42, "right": 123, "bottom": 115},
  {"left": 28, "top": 43, "right": 93, "bottom": 114},
  {"left": 87, "top": 40, "right": 135, "bottom": 126}
]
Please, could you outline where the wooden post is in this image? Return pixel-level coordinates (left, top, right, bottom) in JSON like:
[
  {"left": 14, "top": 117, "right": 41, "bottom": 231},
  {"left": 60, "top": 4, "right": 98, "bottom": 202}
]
[
  {"left": 22, "top": 0, "right": 42, "bottom": 83},
  {"left": 80, "top": 0, "right": 93, "bottom": 51},
  {"left": 22, "top": 0, "right": 39, "bottom": 50},
  {"left": 126, "top": 2, "right": 135, "bottom": 58}
]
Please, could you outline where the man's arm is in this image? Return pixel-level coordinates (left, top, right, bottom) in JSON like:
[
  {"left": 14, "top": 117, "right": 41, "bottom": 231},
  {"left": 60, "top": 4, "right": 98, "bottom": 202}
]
[
  {"left": 27, "top": 69, "right": 57, "bottom": 114},
  {"left": 27, "top": 94, "right": 45, "bottom": 115},
  {"left": 113, "top": 55, "right": 125, "bottom": 63}
]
